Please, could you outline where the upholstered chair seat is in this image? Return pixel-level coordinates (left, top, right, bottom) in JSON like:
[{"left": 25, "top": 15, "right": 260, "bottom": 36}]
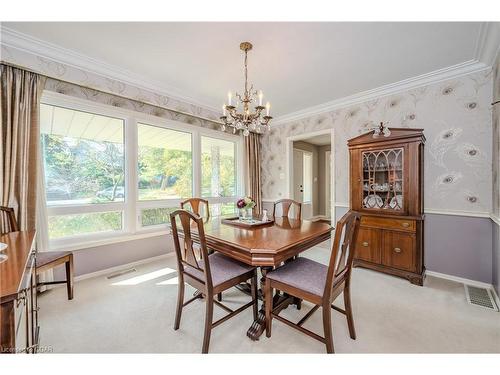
[
  {"left": 37, "top": 251, "right": 72, "bottom": 267},
  {"left": 266, "top": 257, "right": 329, "bottom": 297},
  {"left": 184, "top": 252, "right": 255, "bottom": 287}
]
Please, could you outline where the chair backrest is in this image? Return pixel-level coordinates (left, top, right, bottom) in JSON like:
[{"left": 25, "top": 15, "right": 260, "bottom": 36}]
[
  {"left": 181, "top": 198, "right": 210, "bottom": 219},
  {"left": 272, "top": 199, "right": 302, "bottom": 220},
  {"left": 0, "top": 206, "right": 19, "bottom": 234},
  {"left": 169, "top": 209, "right": 213, "bottom": 289},
  {"left": 323, "top": 211, "right": 361, "bottom": 300}
]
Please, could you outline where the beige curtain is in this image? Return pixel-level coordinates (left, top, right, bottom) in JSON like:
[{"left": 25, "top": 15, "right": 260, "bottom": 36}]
[
  {"left": 0, "top": 64, "right": 46, "bottom": 231},
  {"left": 244, "top": 132, "right": 262, "bottom": 215}
]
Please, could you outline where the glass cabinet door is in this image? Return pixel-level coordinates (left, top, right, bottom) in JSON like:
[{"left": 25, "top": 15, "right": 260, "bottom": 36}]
[{"left": 362, "top": 148, "right": 403, "bottom": 211}]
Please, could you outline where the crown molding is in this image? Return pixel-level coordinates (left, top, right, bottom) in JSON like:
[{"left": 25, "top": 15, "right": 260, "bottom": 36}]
[
  {"left": 273, "top": 59, "right": 489, "bottom": 125},
  {"left": 0, "top": 26, "right": 220, "bottom": 114}
]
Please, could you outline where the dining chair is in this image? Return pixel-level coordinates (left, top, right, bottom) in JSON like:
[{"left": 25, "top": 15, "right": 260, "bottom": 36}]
[
  {"left": 170, "top": 209, "right": 258, "bottom": 353},
  {"left": 272, "top": 199, "right": 302, "bottom": 220},
  {"left": 264, "top": 210, "right": 361, "bottom": 353},
  {"left": 0, "top": 206, "right": 19, "bottom": 234},
  {"left": 180, "top": 198, "right": 223, "bottom": 301},
  {"left": 0, "top": 205, "right": 74, "bottom": 300},
  {"left": 181, "top": 198, "right": 210, "bottom": 218}
]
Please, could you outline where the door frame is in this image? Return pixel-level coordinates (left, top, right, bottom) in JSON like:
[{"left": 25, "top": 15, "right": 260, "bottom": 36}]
[
  {"left": 325, "top": 150, "right": 331, "bottom": 218},
  {"left": 285, "top": 129, "right": 335, "bottom": 221}
]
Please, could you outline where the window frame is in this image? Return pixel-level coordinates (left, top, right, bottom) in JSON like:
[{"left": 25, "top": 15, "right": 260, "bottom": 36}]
[{"left": 41, "top": 91, "right": 244, "bottom": 250}]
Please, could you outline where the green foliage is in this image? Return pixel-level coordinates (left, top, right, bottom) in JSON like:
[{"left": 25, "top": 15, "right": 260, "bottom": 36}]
[{"left": 48, "top": 212, "right": 122, "bottom": 239}]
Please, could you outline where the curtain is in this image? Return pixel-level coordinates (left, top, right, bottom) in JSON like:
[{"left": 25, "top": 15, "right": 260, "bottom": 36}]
[
  {"left": 244, "top": 132, "right": 262, "bottom": 215},
  {"left": 0, "top": 64, "right": 46, "bottom": 231}
]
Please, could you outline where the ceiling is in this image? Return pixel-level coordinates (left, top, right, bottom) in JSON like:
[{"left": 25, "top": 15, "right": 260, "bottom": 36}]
[
  {"left": 300, "top": 134, "right": 332, "bottom": 146},
  {"left": 4, "top": 22, "right": 485, "bottom": 117}
]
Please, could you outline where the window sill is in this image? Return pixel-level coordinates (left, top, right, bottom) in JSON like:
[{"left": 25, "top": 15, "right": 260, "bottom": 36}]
[{"left": 49, "top": 230, "right": 171, "bottom": 252}]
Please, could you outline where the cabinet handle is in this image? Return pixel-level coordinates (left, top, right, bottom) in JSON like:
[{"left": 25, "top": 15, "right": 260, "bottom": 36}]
[
  {"left": 362, "top": 242, "right": 369, "bottom": 247},
  {"left": 394, "top": 247, "right": 402, "bottom": 253},
  {"left": 401, "top": 222, "right": 410, "bottom": 228}
]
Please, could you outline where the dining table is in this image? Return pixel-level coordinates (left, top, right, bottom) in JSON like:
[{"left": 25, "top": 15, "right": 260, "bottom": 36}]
[{"left": 173, "top": 215, "right": 333, "bottom": 341}]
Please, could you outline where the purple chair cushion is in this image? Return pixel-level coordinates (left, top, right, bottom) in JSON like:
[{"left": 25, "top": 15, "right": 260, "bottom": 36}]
[
  {"left": 184, "top": 252, "right": 254, "bottom": 287},
  {"left": 267, "top": 257, "right": 328, "bottom": 297},
  {"left": 37, "top": 251, "right": 72, "bottom": 267}
]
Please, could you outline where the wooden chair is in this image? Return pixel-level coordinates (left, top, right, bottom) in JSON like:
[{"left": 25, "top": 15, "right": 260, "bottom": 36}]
[
  {"left": 0, "top": 205, "right": 74, "bottom": 300},
  {"left": 272, "top": 199, "right": 302, "bottom": 220},
  {"left": 0, "top": 206, "right": 19, "bottom": 234},
  {"left": 170, "top": 209, "right": 258, "bottom": 353},
  {"left": 180, "top": 198, "right": 223, "bottom": 300},
  {"left": 264, "top": 210, "right": 361, "bottom": 353},
  {"left": 181, "top": 198, "right": 210, "bottom": 218}
]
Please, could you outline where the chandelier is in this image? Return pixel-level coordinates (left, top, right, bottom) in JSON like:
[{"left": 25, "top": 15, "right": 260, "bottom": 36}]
[{"left": 220, "top": 42, "right": 272, "bottom": 136}]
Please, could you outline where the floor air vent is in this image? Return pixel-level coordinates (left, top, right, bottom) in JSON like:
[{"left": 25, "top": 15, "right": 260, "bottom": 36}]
[
  {"left": 464, "top": 285, "right": 498, "bottom": 311},
  {"left": 106, "top": 268, "right": 137, "bottom": 279}
]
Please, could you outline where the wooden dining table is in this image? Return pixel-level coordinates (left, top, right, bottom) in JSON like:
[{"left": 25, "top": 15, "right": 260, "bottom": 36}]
[{"left": 173, "top": 215, "right": 333, "bottom": 341}]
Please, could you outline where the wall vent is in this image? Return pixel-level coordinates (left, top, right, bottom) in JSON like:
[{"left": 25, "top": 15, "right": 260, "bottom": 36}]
[
  {"left": 106, "top": 268, "right": 137, "bottom": 279},
  {"left": 464, "top": 285, "right": 499, "bottom": 312}
]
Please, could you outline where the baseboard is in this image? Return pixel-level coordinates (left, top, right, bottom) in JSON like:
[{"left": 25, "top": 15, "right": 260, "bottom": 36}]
[
  {"left": 74, "top": 253, "right": 175, "bottom": 282},
  {"left": 426, "top": 270, "right": 494, "bottom": 290}
]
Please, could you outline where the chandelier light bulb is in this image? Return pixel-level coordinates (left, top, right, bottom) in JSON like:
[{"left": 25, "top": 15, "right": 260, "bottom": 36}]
[
  {"left": 258, "top": 91, "right": 263, "bottom": 106},
  {"left": 228, "top": 92, "right": 232, "bottom": 106},
  {"left": 266, "top": 102, "right": 270, "bottom": 116}
]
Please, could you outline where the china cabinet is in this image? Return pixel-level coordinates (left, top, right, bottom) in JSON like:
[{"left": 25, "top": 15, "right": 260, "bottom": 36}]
[{"left": 348, "top": 127, "right": 425, "bottom": 285}]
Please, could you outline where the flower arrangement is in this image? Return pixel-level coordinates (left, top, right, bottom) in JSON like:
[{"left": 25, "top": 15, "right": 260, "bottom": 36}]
[{"left": 237, "top": 196, "right": 256, "bottom": 210}]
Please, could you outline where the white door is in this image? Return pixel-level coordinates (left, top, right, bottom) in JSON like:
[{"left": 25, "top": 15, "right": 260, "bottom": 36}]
[
  {"left": 293, "top": 149, "right": 304, "bottom": 203},
  {"left": 293, "top": 148, "right": 313, "bottom": 219},
  {"left": 325, "top": 151, "right": 331, "bottom": 218}
]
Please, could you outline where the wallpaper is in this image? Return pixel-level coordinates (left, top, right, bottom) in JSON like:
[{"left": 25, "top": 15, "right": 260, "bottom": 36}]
[
  {"left": 493, "top": 52, "right": 500, "bottom": 217},
  {"left": 43, "top": 78, "right": 222, "bottom": 132},
  {"left": 1, "top": 44, "right": 222, "bottom": 127},
  {"left": 261, "top": 70, "right": 493, "bottom": 214}
]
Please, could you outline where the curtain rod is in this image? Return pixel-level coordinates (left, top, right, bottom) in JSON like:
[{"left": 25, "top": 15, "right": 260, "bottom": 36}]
[{"left": 1, "top": 60, "right": 223, "bottom": 126}]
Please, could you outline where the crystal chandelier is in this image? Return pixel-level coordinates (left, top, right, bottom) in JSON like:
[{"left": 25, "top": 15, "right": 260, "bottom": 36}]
[{"left": 220, "top": 42, "right": 272, "bottom": 136}]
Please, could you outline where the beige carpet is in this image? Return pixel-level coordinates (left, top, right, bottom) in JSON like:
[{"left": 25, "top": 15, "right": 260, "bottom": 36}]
[{"left": 38, "top": 246, "right": 500, "bottom": 353}]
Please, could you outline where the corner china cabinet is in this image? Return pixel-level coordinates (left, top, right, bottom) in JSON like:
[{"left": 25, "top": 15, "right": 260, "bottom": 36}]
[{"left": 348, "top": 125, "right": 425, "bottom": 285}]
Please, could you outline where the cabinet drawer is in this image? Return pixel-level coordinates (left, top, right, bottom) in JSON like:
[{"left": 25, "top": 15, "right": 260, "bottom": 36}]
[
  {"left": 361, "top": 216, "right": 415, "bottom": 232},
  {"left": 354, "top": 228, "right": 381, "bottom": 264},
  {"left": 381, "top": 231, "right": 415, "bottom": 272}
]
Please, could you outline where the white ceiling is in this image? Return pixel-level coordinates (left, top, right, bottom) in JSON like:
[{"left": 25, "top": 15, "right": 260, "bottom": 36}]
[
  {"left": 4, "top": 22, "right": 485, "bottom": 117},
  {"left": 300, "top": 134, "right": 332, "bottom": 146}
]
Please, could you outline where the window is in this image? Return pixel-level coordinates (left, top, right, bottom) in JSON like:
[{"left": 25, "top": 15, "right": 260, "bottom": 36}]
[
  {"left": 138, "top": 124, "right": 192, "bottom": 200},
  {"left": 41, "top": 104, "right": 125, "bottom": 240},
  {"left": 40, "top": 94, "right": 243, "bottom": 248},
  {"left": 201, "top": 136, "right": 236, "bottom": 198}
]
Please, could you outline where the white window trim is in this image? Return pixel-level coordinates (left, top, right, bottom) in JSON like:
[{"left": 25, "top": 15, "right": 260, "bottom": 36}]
[{"left": 41, "top": 91, "right": 244, "bottom": 250}]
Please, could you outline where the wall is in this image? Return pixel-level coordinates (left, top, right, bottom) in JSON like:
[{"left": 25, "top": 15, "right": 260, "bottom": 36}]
[
  {"left": 492, "top": 51, "right": 500, "bottom": 294},
  {"left": 261, "top": 70, "right": 494, "bottom": 283},
  {"left": 317, "top": 145, "right": 332, "bottom": 217}
]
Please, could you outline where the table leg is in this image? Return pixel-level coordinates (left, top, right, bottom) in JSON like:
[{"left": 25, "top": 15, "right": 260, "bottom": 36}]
[{"left": 246, "top": 266, "right": 295, "bottom": 341}]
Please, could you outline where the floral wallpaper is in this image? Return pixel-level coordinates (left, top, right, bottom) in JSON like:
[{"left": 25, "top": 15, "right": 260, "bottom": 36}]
[
  {"left": 1, "top": 44, "right": 223, "bottom": 130},
  {"left": 261, "top": 70, "right": 493, "bottom": 214},
  {"left": 493, "top": 52, "right": 500, "bottom": 217},
  {"left": 43, "top": 78, "right": 223, "bottom": 131}
]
